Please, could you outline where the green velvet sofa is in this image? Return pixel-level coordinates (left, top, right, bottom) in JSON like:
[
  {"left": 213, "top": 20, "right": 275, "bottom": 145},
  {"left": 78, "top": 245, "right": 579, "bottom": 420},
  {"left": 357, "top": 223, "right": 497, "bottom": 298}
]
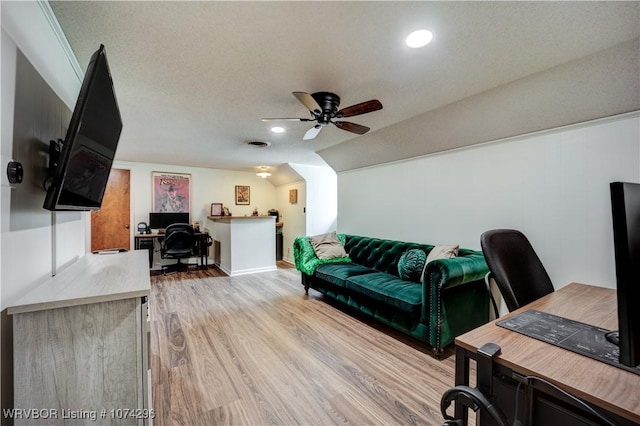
[{"left": 293, "top": 234, "right": 490, "bottom": 356}]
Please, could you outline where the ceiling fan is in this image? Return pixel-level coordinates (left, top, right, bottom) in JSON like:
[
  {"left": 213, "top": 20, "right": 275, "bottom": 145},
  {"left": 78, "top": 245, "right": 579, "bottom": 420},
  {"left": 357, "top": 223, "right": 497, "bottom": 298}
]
[{"left": 262, "top": 92, "right": 383, "bottom": 140}]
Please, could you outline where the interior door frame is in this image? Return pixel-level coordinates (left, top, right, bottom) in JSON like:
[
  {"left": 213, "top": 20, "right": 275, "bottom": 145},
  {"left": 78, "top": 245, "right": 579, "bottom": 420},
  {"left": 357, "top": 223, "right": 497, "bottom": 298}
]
[{"left": 85, "top": 164, "right": 134, "bottom": 253}]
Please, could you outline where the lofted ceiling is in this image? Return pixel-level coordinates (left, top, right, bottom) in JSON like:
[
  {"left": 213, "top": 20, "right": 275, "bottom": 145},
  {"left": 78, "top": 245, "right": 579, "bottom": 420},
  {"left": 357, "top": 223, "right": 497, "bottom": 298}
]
[{"left": 49, "top": 1, "right": 640, "bottom": 178}]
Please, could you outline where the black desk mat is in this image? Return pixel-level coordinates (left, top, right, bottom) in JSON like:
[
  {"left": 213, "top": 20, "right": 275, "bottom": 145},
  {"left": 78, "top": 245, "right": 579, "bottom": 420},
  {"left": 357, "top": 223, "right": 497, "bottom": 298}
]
[{"left": 497, "top": 310, "right": 640, "bottom": 376}]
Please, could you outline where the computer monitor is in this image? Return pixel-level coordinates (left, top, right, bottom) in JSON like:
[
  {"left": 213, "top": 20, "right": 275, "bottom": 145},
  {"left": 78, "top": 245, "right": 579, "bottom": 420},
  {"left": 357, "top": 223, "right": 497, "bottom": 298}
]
[
  {"left": 148, "top": 212, "right": 190, "bottom": 230},
  {"left": 610, "top": 181, "right": 640, "bottom": 368}
]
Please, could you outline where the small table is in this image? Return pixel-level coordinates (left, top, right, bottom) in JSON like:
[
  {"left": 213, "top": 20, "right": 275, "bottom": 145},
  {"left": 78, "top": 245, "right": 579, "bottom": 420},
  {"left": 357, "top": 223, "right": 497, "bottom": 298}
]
[{"left": 454, "top": 282, "right": 640, "bottom": 425}]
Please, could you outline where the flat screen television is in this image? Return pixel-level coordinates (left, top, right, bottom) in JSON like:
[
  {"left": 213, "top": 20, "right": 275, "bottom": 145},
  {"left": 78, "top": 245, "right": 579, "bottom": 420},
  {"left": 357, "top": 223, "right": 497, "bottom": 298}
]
[
  {"left": 43, "top": 44, "right": 122, "bottom": 211},
  {"left": 610, "top": 181, "right": 640, "bottom": 368},
  {"left": 148, "top": 212, "right": 190, "bottom": 230}
]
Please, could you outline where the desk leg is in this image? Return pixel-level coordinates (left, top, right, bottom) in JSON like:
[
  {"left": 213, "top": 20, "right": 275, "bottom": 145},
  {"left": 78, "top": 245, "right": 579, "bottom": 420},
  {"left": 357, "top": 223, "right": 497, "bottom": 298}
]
[
  {"left": 135, "top": 237, "right": 154, "bottom": 268},
  {"left": 454, "top": 345, "right": 471, "bottom": 425}
]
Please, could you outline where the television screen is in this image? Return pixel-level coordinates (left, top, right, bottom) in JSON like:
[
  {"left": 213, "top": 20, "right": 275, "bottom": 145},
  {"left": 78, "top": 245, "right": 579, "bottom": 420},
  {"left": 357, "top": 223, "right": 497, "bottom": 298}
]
[
  {"left": 43, "top": 44, "right": 122, "bottom": 211},
  {"left": 610, "top": 181, "right": 640, "bottom": 368}
]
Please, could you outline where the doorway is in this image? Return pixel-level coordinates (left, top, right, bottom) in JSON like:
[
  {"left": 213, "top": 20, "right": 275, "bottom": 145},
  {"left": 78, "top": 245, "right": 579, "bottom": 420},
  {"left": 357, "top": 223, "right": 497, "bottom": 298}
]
[{"left": 91, "top": 168, "right": 131, "bottom": 251}]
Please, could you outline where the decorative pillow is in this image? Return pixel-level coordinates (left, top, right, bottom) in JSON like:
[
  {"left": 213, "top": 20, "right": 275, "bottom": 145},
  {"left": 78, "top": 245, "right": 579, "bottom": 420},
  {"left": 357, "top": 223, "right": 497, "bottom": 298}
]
[
  {"left": 309, "top": 231, "right": 348, "bottom": 260},
  {"left": 397, "top": 249, "right": 427, "bottom": 282},
  {"left": 426, "top": 244, "right": 459, "bottom": 263}
]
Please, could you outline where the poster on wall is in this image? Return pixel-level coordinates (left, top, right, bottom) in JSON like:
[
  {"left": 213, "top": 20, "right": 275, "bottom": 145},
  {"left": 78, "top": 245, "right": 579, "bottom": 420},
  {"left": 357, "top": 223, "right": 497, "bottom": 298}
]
[
  {"left": 235, "top": 185, "right": 250, "bottom": 205},
  {"left": 152, "top": 171, "right": 191, "bottom": 212}
]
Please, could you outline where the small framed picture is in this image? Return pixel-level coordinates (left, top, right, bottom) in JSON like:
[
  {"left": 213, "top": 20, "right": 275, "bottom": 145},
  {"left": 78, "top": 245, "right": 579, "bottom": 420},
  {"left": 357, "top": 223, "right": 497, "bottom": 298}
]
[
  {"left": 235, "top": 185, "right": 250, "bottom": 205},
  {"left": 289, "top": 188, "right": 298, "bottom": 204},
  {"left": 210, "top": 203, "right": 223, "bottom": 216}
]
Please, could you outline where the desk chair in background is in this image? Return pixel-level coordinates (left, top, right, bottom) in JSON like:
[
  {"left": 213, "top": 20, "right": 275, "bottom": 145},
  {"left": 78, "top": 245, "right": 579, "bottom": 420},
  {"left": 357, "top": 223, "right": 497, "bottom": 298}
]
[
  {"left": 480, "top": 229, "right": 555, "bottom": 315},
  {"left": 160, "top": 223, "right": 196, "bottom": 274}
]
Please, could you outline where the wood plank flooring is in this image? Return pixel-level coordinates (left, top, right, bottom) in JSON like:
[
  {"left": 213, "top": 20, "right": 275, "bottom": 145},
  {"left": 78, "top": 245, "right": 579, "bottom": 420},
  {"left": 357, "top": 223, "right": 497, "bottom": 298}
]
[{"left": 150, "top": 264, "right": 462, "bottom": 425}]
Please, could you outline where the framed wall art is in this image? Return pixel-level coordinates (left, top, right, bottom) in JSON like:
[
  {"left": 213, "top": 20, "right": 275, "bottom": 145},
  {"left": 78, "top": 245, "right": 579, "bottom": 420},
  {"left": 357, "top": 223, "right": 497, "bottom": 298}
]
[
  {"left": 235, "top": 185, "right": 250, "bottom": 205},
  {"left": 289, "top": 188, "right": 298, "bottom": 204},
  {"left": 152, "top": 171, "right": 191, "bottom": 213},
  {"left": 211, "top": 203, "right": 223, "bottom": 216}
]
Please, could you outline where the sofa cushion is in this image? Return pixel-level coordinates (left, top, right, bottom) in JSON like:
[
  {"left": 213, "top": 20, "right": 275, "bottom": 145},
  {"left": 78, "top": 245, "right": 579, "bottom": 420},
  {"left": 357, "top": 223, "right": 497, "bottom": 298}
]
[
  {"left": 346, "top": 272, "right": 422, "bottom": 313},
  {"left": 397, "top": 249, "right": 427, "bottom": 282},
  {"left": 314, "top": 262, "right": 375, "bottom": 288},
  {"left": 309, "top": 231, "right": 348, "bottom": 259}
]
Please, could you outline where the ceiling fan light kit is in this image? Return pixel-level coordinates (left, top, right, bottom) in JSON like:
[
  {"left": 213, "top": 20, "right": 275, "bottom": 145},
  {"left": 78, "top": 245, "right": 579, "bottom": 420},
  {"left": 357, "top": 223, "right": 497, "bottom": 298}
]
[
  {"left": 263, "top": 91, "right": 383, "bottom": 140},
  {"left": 256, "top": 166, "right": 272, "bottom": 178}
]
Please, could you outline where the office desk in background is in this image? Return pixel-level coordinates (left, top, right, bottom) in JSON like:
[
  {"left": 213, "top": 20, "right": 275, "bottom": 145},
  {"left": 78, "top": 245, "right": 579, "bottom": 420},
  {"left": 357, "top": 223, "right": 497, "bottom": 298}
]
[
  {"left": 455, "top": 282, "right": 640, "bottom": 426},
  {"left": 135, "top": 232, "right": 210, "bottom": 269}
]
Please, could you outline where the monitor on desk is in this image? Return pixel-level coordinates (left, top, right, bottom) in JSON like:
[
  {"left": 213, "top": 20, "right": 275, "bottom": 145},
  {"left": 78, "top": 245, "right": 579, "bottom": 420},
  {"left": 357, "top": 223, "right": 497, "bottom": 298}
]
[
  {"left": 148, "top": 212, "right": 190, "bottom": 231},
  {"left": 610, "top": 181, "right": 640, "bottom": 368}
]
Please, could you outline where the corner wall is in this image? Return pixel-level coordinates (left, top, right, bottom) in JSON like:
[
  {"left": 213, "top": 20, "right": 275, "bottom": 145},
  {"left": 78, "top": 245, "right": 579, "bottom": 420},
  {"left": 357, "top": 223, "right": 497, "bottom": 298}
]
[
  {"left": 275, "top": 180, "right": 306, "bottom": 262},
  {"left": 338, "top": 113, "right": 640, "bottom": 291},
  {"left": 1, "top": 1, "right": 87, "bottom": 418}
]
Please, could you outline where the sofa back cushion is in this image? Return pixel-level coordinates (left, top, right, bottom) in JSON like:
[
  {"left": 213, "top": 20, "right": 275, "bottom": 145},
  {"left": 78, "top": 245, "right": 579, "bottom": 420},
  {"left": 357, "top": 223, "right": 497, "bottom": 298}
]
[{"left": 344, "top": 235, "right": 433, "bottom": 277}]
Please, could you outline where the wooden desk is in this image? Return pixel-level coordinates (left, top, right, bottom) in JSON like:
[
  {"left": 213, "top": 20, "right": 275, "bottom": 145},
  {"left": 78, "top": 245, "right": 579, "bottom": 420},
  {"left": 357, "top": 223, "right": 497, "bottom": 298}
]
[
  {"left": 455, "top": 282, "right": 640, "bottom": 425},
  {"left": 135, "top": 231, "right": 209, "bottom": 269}
]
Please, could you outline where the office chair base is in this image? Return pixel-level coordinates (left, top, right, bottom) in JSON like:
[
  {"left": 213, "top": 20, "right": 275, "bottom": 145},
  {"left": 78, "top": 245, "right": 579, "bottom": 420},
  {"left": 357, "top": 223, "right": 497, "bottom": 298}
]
[{"left": 161, "top": 260, "right": 194, "bottom": 275}]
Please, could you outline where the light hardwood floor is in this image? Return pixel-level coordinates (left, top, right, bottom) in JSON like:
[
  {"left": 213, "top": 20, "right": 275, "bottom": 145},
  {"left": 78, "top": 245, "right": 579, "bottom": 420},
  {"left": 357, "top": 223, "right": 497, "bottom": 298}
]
[{"left": 150, "top": 264, "right": 460, "bottom": 425}]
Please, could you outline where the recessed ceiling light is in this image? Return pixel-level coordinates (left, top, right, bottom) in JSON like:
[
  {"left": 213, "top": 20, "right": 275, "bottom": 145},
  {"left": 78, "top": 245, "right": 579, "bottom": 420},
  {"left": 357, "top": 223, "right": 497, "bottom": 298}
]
[
  {"left": 271, "top": 126, "right": 285, "bottom": 133},
  {"left": 405, "top": 29, "right": 433, "bottom": 48}
]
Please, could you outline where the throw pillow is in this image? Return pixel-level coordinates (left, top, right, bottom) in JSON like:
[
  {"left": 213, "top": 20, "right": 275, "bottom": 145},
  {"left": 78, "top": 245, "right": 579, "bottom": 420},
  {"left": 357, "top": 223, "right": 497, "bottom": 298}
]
[
  {"left": 426, "top": 244, "right": 459, "bottom": 264},
  {"left": 309, "top": 231, "right": 348, "bottom": 260},
  {"left": 397, "top": 249, "right": 427, "bottom": 282}
]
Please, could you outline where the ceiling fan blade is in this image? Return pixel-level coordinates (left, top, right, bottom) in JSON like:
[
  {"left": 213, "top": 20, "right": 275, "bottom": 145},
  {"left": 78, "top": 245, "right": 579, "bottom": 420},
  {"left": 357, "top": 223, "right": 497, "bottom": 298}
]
[
  {"left": 261, "top": 117, "right": 312, "bottom": 122},
  {"left": 333, "top": 121, "right": 370, "bottom": 135},
  {"left": 293, "top": 92, "right": 323, "bottom": 115},
  {"left": 337, "top": 99, "right": 382, "bottom": 118},
  {"left": 303, "top": 125, "right": 322, "bottom": 140}
]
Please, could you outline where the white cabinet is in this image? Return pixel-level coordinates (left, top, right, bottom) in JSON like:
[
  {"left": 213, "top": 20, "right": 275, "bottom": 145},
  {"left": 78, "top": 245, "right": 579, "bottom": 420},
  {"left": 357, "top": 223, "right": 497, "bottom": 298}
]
[{"left": 8, "top": 251, "right": 151, "bottom": 425}]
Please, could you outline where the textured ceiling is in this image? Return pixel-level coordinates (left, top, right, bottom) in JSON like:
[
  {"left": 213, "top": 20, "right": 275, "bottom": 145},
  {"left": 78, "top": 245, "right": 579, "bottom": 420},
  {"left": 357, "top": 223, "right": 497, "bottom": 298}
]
[{"left": 49, "top": 1, "right": 640, "bottom": 177}]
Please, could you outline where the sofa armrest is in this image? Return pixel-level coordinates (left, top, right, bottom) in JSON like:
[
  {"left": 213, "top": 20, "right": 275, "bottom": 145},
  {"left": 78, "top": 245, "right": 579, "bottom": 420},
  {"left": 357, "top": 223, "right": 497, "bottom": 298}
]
[
  {"left": 423, "top": 252, "right": 490, "bottom": 350},
  {"left": 423, "top": 252, "right": 489, "bottom": 291},
  {"left": 293, "top": 237, "right": 318, "bottom": 275},
  {"left": 293, "top": 234, "right": 350, "bottom": 276}
]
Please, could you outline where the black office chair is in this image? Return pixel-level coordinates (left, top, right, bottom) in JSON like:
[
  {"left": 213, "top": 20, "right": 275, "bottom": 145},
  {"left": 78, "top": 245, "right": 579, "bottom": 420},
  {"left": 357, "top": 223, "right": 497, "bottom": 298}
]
[
  {"left": 480, "top": 229, "right": 555, "bottom": 314},
  {"left": 160, "top": 223, "right": 196, "bottom": 274}
]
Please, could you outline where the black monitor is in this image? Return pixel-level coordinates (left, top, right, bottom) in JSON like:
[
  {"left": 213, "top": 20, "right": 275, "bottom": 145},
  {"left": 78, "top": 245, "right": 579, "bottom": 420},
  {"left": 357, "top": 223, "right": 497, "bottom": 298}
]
[
  {"left": 148, "top": 212, "right": 190, "bottom": 230},
  {"left": 610, "top": 181, "right": 640, "bottom": 368}
]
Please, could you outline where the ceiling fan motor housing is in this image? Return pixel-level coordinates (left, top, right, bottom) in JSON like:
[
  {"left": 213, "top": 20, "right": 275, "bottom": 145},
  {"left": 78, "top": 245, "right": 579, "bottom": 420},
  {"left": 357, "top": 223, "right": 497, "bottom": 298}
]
[{"left": 311, "top": 92, "right": 341, "bottom": 118}]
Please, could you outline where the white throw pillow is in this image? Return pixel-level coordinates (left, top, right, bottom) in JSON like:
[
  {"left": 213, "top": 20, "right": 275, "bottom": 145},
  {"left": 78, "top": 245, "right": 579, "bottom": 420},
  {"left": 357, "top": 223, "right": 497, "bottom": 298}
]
[
  {"left": 426, "top": 244, "right": 459, "bottom": 263},
  {"left": 309, "top": 231, "right": 348, "bottom": 260}
]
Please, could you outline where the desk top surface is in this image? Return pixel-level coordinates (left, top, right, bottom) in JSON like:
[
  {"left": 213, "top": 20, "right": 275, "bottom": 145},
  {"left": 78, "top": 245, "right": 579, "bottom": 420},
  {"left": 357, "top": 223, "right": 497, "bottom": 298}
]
[
  {"left": 135, "top": 231, "right": 208, "bottom": 237},
  {"left": 7, "top": 250, "right": 150, "bottom": 315},
  {"left": 208, "top": 215, "right": 276, "bottom": 222},
  {"left": 456, "top": 282, "right": 640, "bottom": 423}
]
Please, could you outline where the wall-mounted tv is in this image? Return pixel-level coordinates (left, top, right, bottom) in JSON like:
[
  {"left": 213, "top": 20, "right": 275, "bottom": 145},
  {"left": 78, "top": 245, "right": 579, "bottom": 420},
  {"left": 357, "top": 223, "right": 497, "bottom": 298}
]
[{"left": 43, "top": 44, "right": 122, "bottom": 211}]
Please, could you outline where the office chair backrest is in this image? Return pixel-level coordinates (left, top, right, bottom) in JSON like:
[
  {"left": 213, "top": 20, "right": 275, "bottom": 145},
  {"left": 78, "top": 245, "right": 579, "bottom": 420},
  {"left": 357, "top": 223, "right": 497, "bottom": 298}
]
[
  {"left": 480, "top": 229, "right": 554, "bottom": 312},
  {"left": 163, "top": 223, "right": 196, "bottom": 255}
]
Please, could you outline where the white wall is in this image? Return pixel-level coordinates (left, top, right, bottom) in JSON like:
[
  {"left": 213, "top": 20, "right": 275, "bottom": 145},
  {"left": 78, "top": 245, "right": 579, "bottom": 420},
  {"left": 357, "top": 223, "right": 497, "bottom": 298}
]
[
  {"left": 290, "top": 164, "right": 338, "bottom": 236},
  {"left": 114, "top": 160, "right": 278, "bottom": 251},
  {"left": 276, "top": 180, "right": 306, "bottom": 262},
  {"left": 338, "top": 113, "right": 640, "bottom": 290},
  {"left": 1, "top": 1, "right": 85, "bottom": 310}
]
